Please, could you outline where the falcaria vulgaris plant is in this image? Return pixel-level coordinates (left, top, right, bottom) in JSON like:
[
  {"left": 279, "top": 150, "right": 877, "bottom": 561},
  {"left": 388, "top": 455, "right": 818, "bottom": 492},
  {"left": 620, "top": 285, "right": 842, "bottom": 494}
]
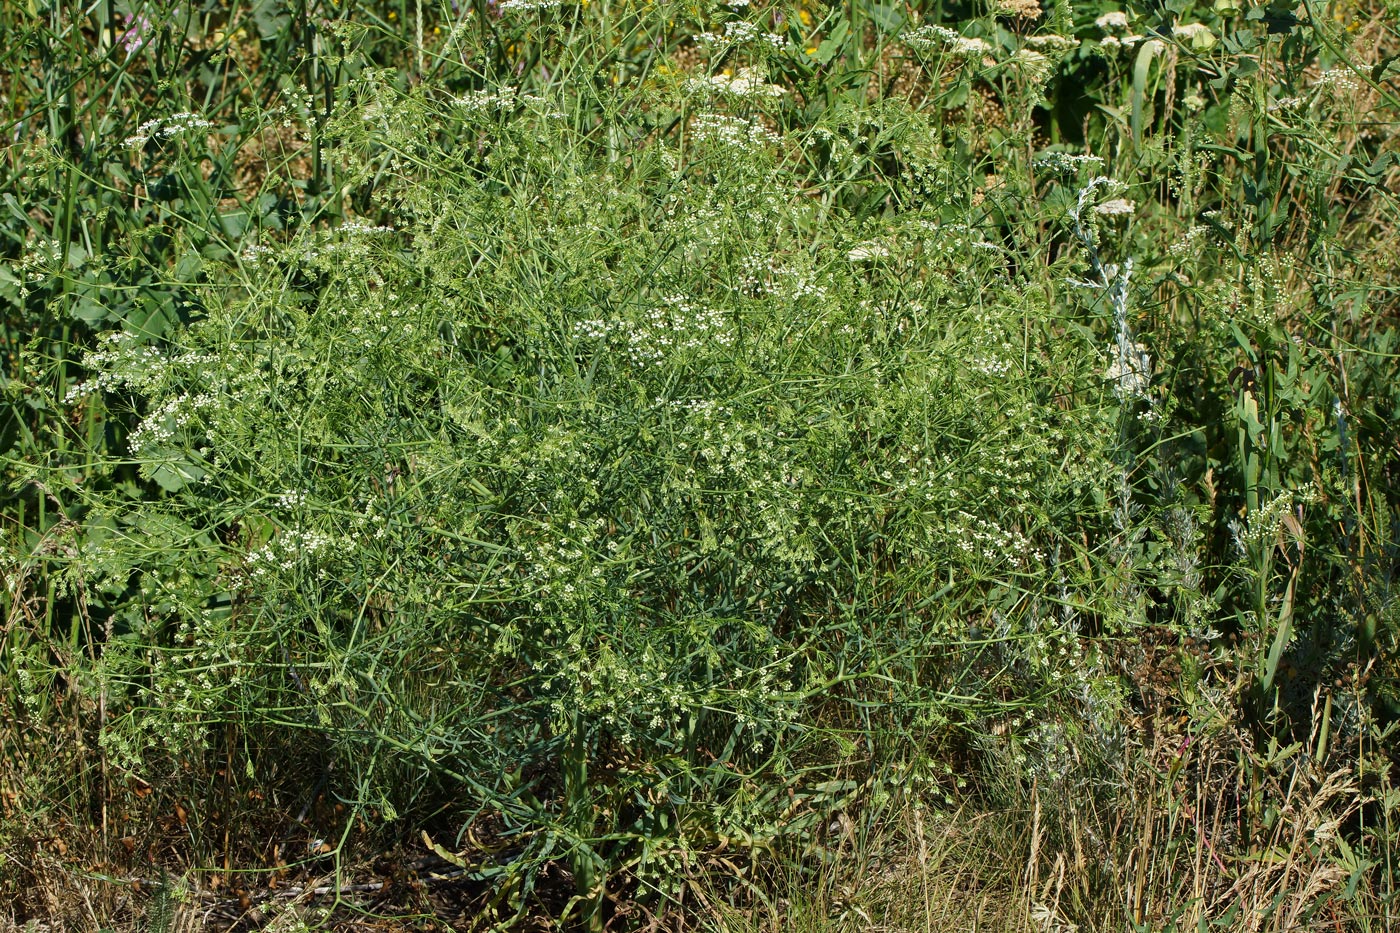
[
  {"left": 26, "top": 67, "right": 1128, "bottom": 925},
  {"left": 5, "top": 1, "right": 1398, "bottom": 929}
]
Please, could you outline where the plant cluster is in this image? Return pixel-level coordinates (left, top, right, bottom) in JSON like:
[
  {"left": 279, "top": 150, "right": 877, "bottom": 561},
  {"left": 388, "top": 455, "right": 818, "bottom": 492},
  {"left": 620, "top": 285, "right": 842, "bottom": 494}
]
[{"left": 2, "top": 1, "right": 1398, "bottom": 931}]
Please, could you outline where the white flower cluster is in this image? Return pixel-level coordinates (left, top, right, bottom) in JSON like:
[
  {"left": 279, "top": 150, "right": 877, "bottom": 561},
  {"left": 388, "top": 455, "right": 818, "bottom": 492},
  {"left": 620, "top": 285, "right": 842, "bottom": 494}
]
[
  {"left": 735, "top": 255, "right": 831, "bottom": 303},
  {"left": 997, "top": 0, "right": 1042, "bottom": 18},
  {"left": 571, "top": 294, "right": 734, "bottom": 368},
  {"left": 174, "top": 350, "right": 218, "bottom": 368},
  {"left": 954, "top": 511, "right": 1043, "bottom": 568},
  {"left": 63, "top": 382, "right": 92, "bottom": 404},
  {"left": 902, "top": 25, "right": 993, "bottom": 58},
  {"left": 517, "top": 518, "right": 608, "bottom": 611},
  {"left": 339, "top": 219, "right": 396, "bottom": 235},
  {"left": 1314, "top": 68, "right": 1360, "bottom": 92},
  {"left": 1095, "top": 11, "right": 1129, "bottom": 31},
  {"left": 1104, "top": 339, "right": 1151, "bottom": 399},
  {"left": 1100, "top": 35, "right": 1143, "bottom": 50},
  {"left": 969, "top": 354, "right": 1013, "bottom": 376},
  {"left": 452, "top": 87, "right": 544, "bottom": 113},
  {"left": 548, "top": 641, "right": 707, "bottom": 743},
  {"left": 685, "top": 67, "right": 786, "bottom": 99},
  {"left": 690, "top": 112, "right": 781, "bottom": 150},
  {"left": 275, "top": 489, "right": 309, "bottom": 510},
  {"left": 498, "top": 0, "right": 561, "bottom": 12},
  {"left": 124, "top": 112, "right": 214, "bottom": 148},
  {"left": 17, "top": 238, "right": 65, "bottom": 281},
  {"left": 245, "top": 529, "right": 337, "bottom": 579},
  {"left": 1094, "top": 197, "right": 1135, "bottom": 216},
  {"left": 239, "top": 243, "right": 278, "bottom": 265},
  {"left": 1034, "top": 152, "right": 1105, "bottom": 175},
  {"left": 1025, "top": 34, "right": 1079, "bottom": 53},
  {"left": 846, "top": 242, "right": 890, "bottom": 261},
  {"left": 1167, "top": 223, "right": 1209, "bottom": 258},
  {"left": 75, "top": 331, "right": 168, "bottom": 396},
  {"left": 1007, "top": 48, "right": 1053, "bottom": 84},
  {"left": 694, "top": 21, "right": 784, "bottom": 50},
  {"left": 67, "top": 339, "right": 221, "bottom": 411},
  {"left": 290, "top": 221, "right": 400, "bottom": 280},
  {"left": 128, "top": 392, "right": 217, "bottom": 452},
  {"left": 657, "top": 397, "right": 733, "bottom": 419},
  {"left": 1230, "top": 489, "right": 1314, "bottom": 556}
]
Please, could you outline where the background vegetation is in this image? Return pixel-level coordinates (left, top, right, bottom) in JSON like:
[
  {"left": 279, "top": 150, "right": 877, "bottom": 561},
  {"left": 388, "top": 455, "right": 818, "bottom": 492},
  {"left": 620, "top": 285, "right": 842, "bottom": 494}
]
[{"left": 2, "top": 0, "right": 1397, "bottom": 930}]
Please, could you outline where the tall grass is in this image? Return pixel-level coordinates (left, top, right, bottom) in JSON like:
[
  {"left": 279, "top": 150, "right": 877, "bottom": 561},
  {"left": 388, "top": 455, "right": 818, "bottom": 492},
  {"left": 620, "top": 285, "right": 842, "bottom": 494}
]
[{"left": 3, "top": 1, "right": 1398, "bottom": 930}]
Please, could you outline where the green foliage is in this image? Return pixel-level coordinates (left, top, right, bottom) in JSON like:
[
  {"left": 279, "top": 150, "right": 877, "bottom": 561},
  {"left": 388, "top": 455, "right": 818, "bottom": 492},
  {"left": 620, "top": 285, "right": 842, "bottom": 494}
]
[
  {"left": 35, "top": 67, "right": 1129, "bottom": 921},
  {"left": 3, "top": 0, "right": 1399, "bottom": 929}
]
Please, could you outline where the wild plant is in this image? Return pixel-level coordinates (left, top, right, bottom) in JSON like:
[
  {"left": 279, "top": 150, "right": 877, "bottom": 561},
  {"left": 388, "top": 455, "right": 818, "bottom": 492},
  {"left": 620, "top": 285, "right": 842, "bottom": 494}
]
[{"left": 2, "top": 1, "right": 1398, "bottom": 931}]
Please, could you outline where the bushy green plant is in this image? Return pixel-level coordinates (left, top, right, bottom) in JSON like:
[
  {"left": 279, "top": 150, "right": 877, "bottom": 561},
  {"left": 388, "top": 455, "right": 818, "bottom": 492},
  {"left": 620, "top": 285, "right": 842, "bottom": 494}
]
[
  {"left": 19, "top": 47, "right": 1143, "bottom": 919},
  {"left": 4, "top": 1, "right": 1399, "bottom": 929}
]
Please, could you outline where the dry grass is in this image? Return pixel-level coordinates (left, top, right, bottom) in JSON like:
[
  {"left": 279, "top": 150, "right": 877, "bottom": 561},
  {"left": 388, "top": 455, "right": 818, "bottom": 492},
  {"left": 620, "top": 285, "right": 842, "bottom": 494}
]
[{"left": 696, "top": 696, "right": 1390, "bottom": 933}]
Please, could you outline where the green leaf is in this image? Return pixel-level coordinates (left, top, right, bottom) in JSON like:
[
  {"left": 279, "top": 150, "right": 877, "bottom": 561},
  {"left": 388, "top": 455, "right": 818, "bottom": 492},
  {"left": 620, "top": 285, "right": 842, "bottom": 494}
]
[
  {"left": 814, "top": 19, "right": 850, "bottom": 66},
  {"left": 174, "top": 251, "right": 204, "bottom": 281},
  {"left": 1130, "top": 40, "right": 1159, "bottom": 146},
  {"left": 1259, "top": 574, "right": 1295, "bottom": 696},
  {"left": 148, "top": 459, "right": 205, "bottom": 493},
  {"left": 1372, "top": 51, "right": 1400, "bottom": 83},
  {"left": 251, "top": 0, "right": 291, "bottom": 41},
  {"left": 866, "top": 3, "right": 906, "bottom": 35}
]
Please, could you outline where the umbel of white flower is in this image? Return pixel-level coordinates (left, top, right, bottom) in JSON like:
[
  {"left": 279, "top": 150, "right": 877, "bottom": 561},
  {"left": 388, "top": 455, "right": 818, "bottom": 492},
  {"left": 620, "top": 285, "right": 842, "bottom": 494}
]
[
  {"left": 685, "top": 67, "right": 786, "bottom": 99},
  {"left": 1106, "top": 340, "right": 1152, "bottom": 400},
  {"left": 1095, "top": 198, "right": 1135, "bottom": 216}
]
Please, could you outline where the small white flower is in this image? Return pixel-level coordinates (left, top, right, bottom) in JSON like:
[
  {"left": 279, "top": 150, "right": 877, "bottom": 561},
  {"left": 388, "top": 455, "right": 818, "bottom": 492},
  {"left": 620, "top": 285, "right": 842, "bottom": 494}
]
[
  {"left": 846, "top": 242, "right": 890, "bottom": 261},
  {"left": 1095, "top": 11, "right": 1129, "bottom": 31},
  {"left": 123, "top": 112, "right": 212, "bottom": 148},
  {"left": 1034, "top": 152, "right": 1104, "bottom": 175},
  {"left": 1314, "top": 68, "right": 1359, "bottom": 92},
  {"left": 951, "top": 36, "right": 994, "bottom": 57},
  {"left": 1106, "top": 341, "right": 1152, "bottom": 399},
  {"left": 1025, "top": 34, "right": 1079, "bottom": 53},
  {"left": 685, "top": 67, "right": 786, "bottom": 99},
  {"left": 1008, "top": 48, "right": 1053, "bottom": 83},
  {"left": 498, "top": 0, "right": 561, "bottom": 11},
  {"left": 1094, "top": 198, "right": 1135, "bottom": 216},
  {"left": 902, "top": 26, "right": 993, "bottom": 58}
]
